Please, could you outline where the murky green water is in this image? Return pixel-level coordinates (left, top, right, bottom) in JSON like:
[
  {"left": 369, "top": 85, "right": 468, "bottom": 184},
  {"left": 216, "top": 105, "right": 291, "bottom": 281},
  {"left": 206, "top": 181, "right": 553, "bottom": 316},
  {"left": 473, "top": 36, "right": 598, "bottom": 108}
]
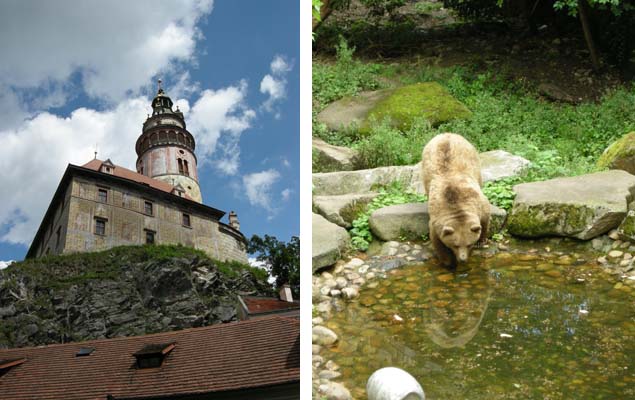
[{"left": 324, "top": 249, "right": 635, "bottom": 399}]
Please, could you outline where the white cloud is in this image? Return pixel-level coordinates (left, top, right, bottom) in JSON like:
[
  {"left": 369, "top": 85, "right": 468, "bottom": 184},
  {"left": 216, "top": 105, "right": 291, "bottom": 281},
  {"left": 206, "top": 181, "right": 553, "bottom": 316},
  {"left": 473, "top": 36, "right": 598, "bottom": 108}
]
[
  {"left": 0, "top": 260, "right": 14, "bottom": 270},
  {"left": 0, "top": 98, "right": 150, "bottom": 245},
  {"left": 242, "top": 169, "right": 281, "bottom": 212},
  {"left": 259, "top": 54, "right": 293, "bottom": 114},
  {"left": 0, "top": 0, "right": 213, "bottom": 106},
  {"left": 185, "top": 80, "right": 256, "bottom": 175},
  {"left": 281, "top": 157, "right": 291, "bottom": 168},
  {"left": 281, "top": 188, "right": 292, "bottom": 201},
  {"left": 248, "top": 257, "right": 274, "bottom": 284},
  {"left": 270, "top": 55, "right": 293, "bottom": 75}
]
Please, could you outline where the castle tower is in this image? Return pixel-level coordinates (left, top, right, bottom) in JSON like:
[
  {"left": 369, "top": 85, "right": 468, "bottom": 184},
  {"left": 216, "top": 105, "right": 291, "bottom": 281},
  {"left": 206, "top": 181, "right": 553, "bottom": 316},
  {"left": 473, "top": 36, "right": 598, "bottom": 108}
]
[{"left": 135, "top": 80, "right": 202, "bottom": 202}]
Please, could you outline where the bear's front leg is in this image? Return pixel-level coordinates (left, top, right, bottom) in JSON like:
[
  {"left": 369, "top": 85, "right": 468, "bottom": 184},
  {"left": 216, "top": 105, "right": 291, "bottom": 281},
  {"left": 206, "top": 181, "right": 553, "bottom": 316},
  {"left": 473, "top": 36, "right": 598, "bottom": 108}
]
[
  {"left": 477, "top": 215, "right": 490, "bottom": 247},
  {"left": 431, "top": 229, "right": 456, "bottom": 269}
]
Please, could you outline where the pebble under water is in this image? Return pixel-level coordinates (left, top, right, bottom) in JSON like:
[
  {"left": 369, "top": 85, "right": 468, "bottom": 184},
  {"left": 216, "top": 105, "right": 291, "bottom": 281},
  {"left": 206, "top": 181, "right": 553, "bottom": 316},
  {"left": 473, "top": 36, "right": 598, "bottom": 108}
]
[{"left": 324, "top": 250, "right": 635, "bottom": 399}]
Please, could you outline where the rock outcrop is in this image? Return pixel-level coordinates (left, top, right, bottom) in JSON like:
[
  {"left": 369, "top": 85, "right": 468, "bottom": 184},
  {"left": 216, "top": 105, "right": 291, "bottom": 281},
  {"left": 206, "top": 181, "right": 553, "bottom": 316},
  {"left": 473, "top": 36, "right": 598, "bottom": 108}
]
[
  {"left": 597, "top": 132, "right": 635, "bottom": 175},
  {"left": 507, "top": 170, "right": 635, "bottom": 240},
  {"left": 313, "top": 213, "right": 350, "bottom": 272},
  {"left": 0, "top": 245, "right": 272, "bottom": 348},
  {"left": 312, "top": 151, "right": 530, "bottom": 196},
  {"left": 369, "top": 202, "right": 507, "bottom": 241},
  {"left": 313, "top": 193, "right": 378, "bottom": 228},
  {"left": 317, "top": 83, "right": 471, "bottom": 132},
  {"left": 313, "top": 137, "right": 358, "bottom": 172}
]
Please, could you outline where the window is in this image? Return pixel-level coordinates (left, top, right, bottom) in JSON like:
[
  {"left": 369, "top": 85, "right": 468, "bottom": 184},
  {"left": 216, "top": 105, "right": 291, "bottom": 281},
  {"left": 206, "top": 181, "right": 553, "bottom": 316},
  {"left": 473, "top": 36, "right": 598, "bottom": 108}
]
[
  {"left": 144, "top": 200, "right": 153, "bottom": 216},
  {"left": 183, "top": 160, "right": 189, "bottom": 176},
  {"left": 178, "top": 158, "right": 184, "bottom": 174},
  {"left": 55, "top": 226, "right": 61, "bottom": 249},
  {"left": 140, "top": 166, "right": 144, "bottom": 175},
  {"left": 94, "top": 218, "right": 106, "bottom": 236},
  {"left": 182, "top": 213, "right": 191, "bottom": 227},
  {"left": 98, "top": 188, "right": 108, "bottom": 203},
  {"left": 145, "top": 230, "right": 155, "bottom": 244}
]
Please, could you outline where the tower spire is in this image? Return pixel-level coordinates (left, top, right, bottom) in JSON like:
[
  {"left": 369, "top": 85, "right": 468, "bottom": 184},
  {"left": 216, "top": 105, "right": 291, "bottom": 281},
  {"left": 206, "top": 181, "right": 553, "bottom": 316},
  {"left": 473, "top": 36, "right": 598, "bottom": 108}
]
[{"left": 157, "top": 78, "right": 162, "bottom": 93}]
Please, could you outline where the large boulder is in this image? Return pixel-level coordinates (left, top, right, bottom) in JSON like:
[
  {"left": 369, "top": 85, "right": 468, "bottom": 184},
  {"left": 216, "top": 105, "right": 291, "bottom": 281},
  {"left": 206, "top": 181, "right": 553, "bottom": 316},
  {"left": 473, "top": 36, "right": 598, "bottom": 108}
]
[
  {"left": 368, "top": 202, "right": 507, "bottom": 241},
  {"left": 369, "top": 203, "right": 429, "bottom": 241},
  {"left": 479, "top": 150, "right": 531, "bottom": 182},
  {"left": 312, "top": 151, "right": 530, "bottom": 196},
  {"left": 597, "top": 132, "right": 635, "bottom": 175},
  {"left": 312, "top": 137, "right": 358, "bottom": 172},
  {"left": 313, "top": 193, "right": 378, "bottom": 228},
  {"left": 313, "top": 213, "right": 350, "bottom": 272},
  {"left": 317, "top": 83, "right": 470, "bottom": 132},
  {"left": 507, "top": 170, "right": 635, "bottom": 240}
]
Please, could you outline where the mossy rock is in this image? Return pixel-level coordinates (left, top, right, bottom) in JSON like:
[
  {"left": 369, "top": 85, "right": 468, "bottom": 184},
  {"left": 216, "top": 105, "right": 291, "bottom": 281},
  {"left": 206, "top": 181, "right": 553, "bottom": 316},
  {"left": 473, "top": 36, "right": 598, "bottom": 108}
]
[
  {"left": 316, "top": 83, "right": 471, "bottom": 133},
  {"left": 597, "top": 132, "right": 635, "bottom": 174},
  {"left": 617, "top": 210, "right": 635, "bottom": 241},
  {"left": 507, "top": 171, "right": 635, "bottom": 240},
  {"left": 365, "top": 82, "right": 471, "bottom": 131}
]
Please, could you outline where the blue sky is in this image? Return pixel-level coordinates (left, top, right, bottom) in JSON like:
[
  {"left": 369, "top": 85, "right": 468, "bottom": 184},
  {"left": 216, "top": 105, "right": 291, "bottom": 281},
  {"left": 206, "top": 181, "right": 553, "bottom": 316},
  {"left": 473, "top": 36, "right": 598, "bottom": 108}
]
[{"left": 0, "top": 0, "right": 299, "bottom": 261}]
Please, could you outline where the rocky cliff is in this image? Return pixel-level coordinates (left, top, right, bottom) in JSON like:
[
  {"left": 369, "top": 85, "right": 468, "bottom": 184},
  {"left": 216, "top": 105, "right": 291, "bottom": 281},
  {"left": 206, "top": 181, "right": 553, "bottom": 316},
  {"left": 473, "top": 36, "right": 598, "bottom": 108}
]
[{"left": 0, "top": 245, "right": 273, "bottom": 348}]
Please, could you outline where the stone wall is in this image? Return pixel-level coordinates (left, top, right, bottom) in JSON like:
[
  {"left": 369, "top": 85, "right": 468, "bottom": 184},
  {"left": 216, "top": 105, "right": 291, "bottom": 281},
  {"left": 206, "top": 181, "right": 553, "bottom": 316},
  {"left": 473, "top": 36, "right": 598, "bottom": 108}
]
[{"left": 47, "top": 176, "right": 246, "bottom": 263}]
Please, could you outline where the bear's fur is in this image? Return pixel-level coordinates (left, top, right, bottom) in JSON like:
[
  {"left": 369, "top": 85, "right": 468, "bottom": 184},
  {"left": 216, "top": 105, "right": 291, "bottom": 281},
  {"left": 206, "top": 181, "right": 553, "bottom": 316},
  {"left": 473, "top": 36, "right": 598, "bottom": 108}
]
[{"left": 422, "top": 133, "right": 490, "bottom": 268}]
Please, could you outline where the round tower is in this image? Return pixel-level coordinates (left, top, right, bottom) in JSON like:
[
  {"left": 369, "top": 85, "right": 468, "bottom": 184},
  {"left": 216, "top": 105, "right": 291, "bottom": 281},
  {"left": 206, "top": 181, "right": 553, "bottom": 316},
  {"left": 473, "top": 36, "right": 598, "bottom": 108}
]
[{"left": 135, "top": 81, "right": 202, "bottom": 203}]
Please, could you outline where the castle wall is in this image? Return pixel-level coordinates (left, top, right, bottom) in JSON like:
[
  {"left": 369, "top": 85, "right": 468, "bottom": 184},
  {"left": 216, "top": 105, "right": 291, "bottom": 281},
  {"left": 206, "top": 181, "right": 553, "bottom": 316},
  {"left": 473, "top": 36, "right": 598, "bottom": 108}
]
[
  {"left": 61, "top": 177, "right": 247, "bottom": 263},
  {"left": 137, "top": 145, "right": 201, "bottom": 202},
  {"left": 35, "top": 185, "right": 72, "bottom": 257}
]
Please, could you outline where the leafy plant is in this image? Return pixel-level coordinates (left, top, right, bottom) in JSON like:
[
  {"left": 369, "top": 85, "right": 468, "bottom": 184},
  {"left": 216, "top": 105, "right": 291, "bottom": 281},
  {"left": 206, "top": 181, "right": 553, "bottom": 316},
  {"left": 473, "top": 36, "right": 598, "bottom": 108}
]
[
  {"left": 482, "top": 178, "right": 518, "bottom": 211},
  {"left": 350, "top": 184, "right": 427, "bottom": 251}
]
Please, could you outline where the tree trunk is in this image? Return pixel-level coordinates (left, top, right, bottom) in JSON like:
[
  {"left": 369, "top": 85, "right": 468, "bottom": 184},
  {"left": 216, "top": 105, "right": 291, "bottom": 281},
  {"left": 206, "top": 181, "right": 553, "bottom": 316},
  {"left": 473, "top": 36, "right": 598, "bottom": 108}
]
[
  {"left": 578, "top": 0, "right": 600, "bottom": 71},
  {"left": 313, "top": 0, "right": 334, "bottom": 31}
]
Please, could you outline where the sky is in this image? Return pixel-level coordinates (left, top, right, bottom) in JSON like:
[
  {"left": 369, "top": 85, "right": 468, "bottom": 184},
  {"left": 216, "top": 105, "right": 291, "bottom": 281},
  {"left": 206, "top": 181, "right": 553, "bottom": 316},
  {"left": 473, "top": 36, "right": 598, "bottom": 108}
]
[{"left": 0, "top": 0, "right": 300, "bottom": 261}]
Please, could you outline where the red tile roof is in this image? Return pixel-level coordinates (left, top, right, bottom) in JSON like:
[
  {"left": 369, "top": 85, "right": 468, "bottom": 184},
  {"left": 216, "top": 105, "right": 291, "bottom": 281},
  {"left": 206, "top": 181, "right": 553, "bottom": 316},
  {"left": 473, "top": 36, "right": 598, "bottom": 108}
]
[
  {"left": 243, "top": 297, "right": 301, "bottom": 314},
  {"left": 81, "top": 159, "right": 193, "bottom": 201},
  {"left": 0, "top": 317, "right": 299, "bottom": 400}
]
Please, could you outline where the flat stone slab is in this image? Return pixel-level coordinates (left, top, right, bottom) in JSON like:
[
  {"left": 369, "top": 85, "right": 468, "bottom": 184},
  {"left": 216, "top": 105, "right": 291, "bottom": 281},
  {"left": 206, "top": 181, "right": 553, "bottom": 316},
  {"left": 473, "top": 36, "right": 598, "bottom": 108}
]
[
  {"left": 317, "top": 83, "right": 470, "bottom": 132},
  {"left": 507, "top": 170, "right": 635, "bottom": 240},
  {"left": 313, "top": 193, "right": 378, "bottom": 228},
  {"left": 369, "top": 202, "right": 507, "bottom": 241},
  {"left": 312, "top": 137, "right": 358, "bottom": 172},
  {"left": 312, "top": 150, "right": 530, "bottom": 196},
  {"left": 313, "top": 213, "right": 350, "bottom": 272}
]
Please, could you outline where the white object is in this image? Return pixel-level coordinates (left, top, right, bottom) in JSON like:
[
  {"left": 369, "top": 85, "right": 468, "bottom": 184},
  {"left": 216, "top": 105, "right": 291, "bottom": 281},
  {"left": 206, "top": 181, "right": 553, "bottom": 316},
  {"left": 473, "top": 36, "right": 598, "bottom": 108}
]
[{"left": 367, "top": 367, "right": 425, "bottom": 400}]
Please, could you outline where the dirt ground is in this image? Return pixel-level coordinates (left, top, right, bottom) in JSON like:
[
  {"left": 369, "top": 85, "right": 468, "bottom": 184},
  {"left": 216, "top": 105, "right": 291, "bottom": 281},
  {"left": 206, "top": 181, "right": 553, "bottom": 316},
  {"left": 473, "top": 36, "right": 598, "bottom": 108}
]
[{"left": 314, "top": 0, "right": 626, "bottom": 102}]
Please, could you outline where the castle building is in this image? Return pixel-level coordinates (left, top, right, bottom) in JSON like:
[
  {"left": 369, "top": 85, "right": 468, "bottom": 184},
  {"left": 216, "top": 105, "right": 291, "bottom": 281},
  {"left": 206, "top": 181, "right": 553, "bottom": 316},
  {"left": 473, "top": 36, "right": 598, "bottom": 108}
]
[{"left": 27, "top": 84, "right": 248, "bottom": 263}]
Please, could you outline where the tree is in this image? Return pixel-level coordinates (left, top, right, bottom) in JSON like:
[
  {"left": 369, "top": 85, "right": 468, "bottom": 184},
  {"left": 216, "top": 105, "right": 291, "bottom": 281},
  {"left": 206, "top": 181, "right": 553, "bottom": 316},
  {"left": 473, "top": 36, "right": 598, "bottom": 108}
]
[{"left": 248, "top": 235, "right": 300, "bottom": 297}]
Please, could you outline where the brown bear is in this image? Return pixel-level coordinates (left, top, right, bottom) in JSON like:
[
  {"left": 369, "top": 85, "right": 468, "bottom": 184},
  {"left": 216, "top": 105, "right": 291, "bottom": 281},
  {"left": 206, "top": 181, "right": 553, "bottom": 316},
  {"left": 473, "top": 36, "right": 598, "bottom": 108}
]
[{"left": 422, "top": 133, "right": 490, "bottom": 269}]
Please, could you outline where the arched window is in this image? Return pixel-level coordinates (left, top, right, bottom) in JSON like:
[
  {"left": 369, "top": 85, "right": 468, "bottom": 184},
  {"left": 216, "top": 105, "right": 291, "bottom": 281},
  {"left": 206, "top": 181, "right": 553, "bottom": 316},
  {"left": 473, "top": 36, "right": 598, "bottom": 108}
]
[
  {"left": 183, "top": 160, "right": 189, "bottom": 176},
  {"left": 178, "top": 158, "right": 184, "bottom": 174}
]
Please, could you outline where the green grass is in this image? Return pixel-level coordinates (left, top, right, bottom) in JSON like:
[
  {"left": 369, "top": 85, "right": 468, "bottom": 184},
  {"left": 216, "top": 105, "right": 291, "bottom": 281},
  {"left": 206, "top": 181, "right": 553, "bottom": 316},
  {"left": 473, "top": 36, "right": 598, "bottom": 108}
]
[
  {"left": 7, "top": 244, "right": 268, "bottom": 288},
  {"left": 313, "top": 54, "right": 635, "bottom": 177}
]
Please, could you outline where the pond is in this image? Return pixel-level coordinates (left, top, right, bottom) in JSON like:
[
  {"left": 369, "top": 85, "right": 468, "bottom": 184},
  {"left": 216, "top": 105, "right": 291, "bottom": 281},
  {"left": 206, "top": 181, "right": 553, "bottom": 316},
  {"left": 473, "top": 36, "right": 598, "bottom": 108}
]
[{"left": 323, "top": 246, "right": 635, "bottom": 399}]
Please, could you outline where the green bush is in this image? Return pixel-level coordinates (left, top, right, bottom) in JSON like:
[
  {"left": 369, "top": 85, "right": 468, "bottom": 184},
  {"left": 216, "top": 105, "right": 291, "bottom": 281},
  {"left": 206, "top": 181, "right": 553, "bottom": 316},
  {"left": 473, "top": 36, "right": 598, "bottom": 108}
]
[{"left": 313, "top": 37, "right": 384, "bottom": 107}]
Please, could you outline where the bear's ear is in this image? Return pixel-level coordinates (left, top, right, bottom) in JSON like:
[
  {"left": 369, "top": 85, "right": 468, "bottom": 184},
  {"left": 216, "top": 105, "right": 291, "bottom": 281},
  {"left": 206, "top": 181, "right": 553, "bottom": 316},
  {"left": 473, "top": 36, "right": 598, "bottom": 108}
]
[
  {"left": 442, "top": 226, "right": 454, "bottom": 236},
  {"left": 471, "top": 224, "right": 481, "bottom": 233}
]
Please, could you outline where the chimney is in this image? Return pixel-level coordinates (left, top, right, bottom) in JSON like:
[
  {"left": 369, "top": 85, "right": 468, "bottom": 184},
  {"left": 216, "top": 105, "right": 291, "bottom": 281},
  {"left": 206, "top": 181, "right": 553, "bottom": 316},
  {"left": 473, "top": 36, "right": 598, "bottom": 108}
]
[
  {"left": 229, "top": 211, "right": 240, "bottom": 230},
  {"left": 279, "top": 284, "right": 293, "bottom": 302}
]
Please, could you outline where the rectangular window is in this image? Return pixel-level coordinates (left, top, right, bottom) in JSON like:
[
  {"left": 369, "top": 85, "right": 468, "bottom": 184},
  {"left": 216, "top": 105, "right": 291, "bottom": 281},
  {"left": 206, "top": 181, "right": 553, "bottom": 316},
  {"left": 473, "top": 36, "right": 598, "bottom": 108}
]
[
  {"left": 97, "top": 188, "right": 108, "bottom": 203},
  {"left": 145, "top": 230, "right": 155, "bottom": 244},
  {"left": 94, "top": 218, "right": 106, "bottom": 236},
  {"left": 182, "top": 213, "right": 191, "bottom": 227},
  {"left": 144, "top": 200, "right": 153, "bottom": 216},
  {"left": 178, "top": 159, "right": 184, "bottom": 174}
]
